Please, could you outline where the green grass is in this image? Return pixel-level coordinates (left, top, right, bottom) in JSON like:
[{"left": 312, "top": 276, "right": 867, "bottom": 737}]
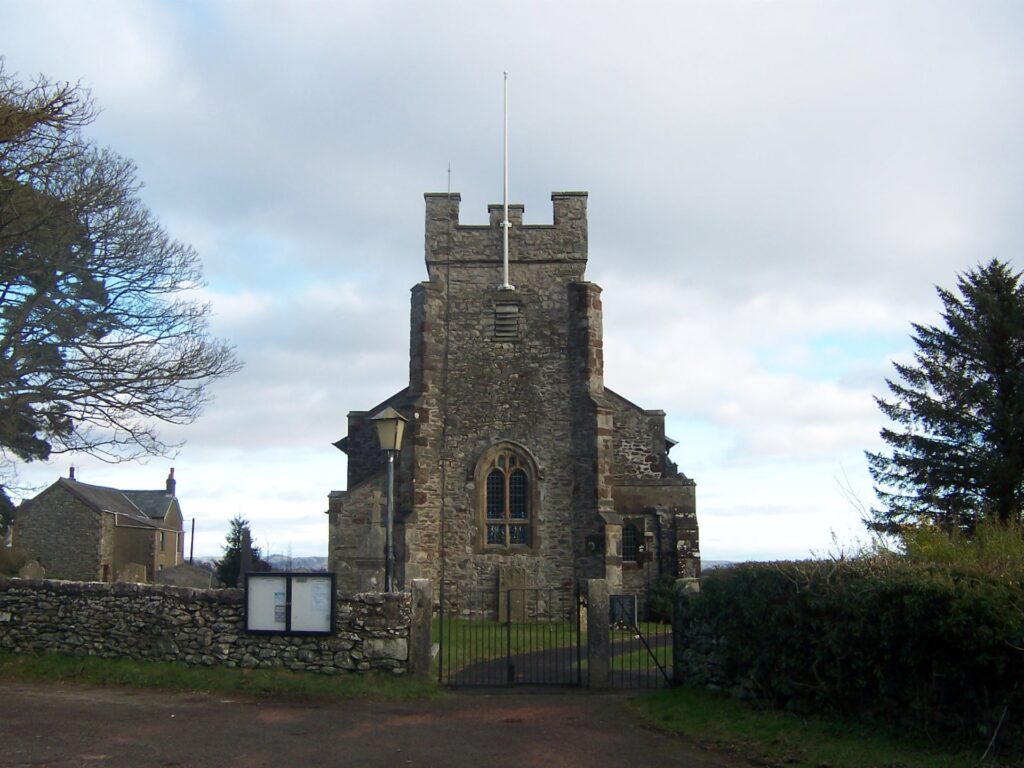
[
  {"left": 634, "top": 686, "right": 991, "bottom": 768},
  {"left": 611, "top": 620, "right": 668, "bottom": 637},
  {"left": 0, "top": 651, "right": 443, "bottom": 701},
  {"left": 608, "top": 643, "right": 670, "bottom": 670},
  {"left": 434, "top": 617, "right": 672, "bottom": 677},
  {"left": 433, "top": 619, "right": 665, "bottom": 657},
  {"left": 433, "top": 617, "right": 581, "bottom": 676},
  {"left": 609, "top": 622, "right": 671, "bottom": 669}
]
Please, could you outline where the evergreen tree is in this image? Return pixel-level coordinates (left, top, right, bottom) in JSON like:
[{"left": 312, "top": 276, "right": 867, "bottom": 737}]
[
  {"left": 215, "top": 516, "right": 268, "bottom": 587},
  {"left": 0, "top": 487, "right": 13, "bottom": 538},
  {"left": 867, "top": 259, "right": 1024, "bottom": 534}
]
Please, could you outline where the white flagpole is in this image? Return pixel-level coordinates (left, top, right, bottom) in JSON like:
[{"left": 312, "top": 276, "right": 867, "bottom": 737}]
[{"left": 501, "top": 71, "right": 513, "bottom": 290}]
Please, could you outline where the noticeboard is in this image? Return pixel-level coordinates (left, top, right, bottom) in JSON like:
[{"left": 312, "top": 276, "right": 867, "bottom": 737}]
[{"left": 245, "top": 572, "right": 335, "bottom": 636}]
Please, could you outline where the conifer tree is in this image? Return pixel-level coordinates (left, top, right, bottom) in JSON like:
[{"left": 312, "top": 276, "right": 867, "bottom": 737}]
[
  {"left": 866, "top": 259, "right": 1024, "bottom": 534},
  {"left": 215, "top": 515, "right": 269, "bottom": 587},
  {"left": 0, "top": 488, "right": 13, "bottom": 537}
]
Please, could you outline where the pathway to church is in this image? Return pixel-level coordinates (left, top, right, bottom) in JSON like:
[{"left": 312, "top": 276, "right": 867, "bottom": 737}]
[{"left": 0, "top": 680, "right": 752, "bottom": 767}]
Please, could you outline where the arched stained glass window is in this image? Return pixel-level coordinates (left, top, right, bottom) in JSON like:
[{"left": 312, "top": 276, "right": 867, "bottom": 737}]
[
  {"left": 486, "top": 470, "right": 505, "bottom": 519},
  {"left": 479, "top": 447, "right": 534, "bottom": 548},
  {"left": 509, "top": 470, "right": 528, "bottom": 518}
]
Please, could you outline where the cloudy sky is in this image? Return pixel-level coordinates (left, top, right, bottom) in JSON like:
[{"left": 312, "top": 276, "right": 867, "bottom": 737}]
[{"left": 3, "top": 1, "right": 1022, "bottom": 561}]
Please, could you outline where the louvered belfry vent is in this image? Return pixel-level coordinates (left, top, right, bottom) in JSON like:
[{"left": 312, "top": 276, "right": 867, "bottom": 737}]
[{"left": 493, "top": 303, "right": 520, "bottom": 341}]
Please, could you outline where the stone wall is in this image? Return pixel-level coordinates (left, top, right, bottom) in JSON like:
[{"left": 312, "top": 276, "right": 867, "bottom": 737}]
[
  {"left": 613, "top": 479, "right": 699, "bottom": 580},
  {"left": 0, "top": 576, "right": 412, "bottom": 675},
  {"left": 16, "top": 487, "right": 101, "bottom": 581},
  {"left": 327, "top": 479, "right": 387, "bottom": 593},
  {"left": 607, "top": 390, "right": 669, "bottom": 479}
]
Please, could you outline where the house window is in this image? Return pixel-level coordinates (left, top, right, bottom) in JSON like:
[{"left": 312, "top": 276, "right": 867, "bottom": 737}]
[
  {"left": 622, "top": 523, "right": 639, "bottom": 563},
  {"left": 480, "top": 447, "right": 533, "bottom": 548},
  {"left": 159, "top": 531, "right": 166, "bottom": 552}
]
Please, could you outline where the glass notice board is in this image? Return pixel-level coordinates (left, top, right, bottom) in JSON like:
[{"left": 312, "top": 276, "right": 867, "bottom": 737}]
[{"left": 245, "top": 572, "right": 335, "bottom": 635}]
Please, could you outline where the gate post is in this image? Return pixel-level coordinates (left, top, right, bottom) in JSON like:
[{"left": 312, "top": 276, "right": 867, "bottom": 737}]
[
  {"left": 586, "top": 579, "right": 610, "bottom": 689},
  {"left": 409, "top": 579, "right": 433, "bottom": 679},
  {"left": 672, "top": 577, "right": 700, "bottom": 684}
]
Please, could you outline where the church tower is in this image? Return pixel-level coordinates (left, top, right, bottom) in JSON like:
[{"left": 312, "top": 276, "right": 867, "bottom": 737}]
[{"left": 328, "top": 193, "right": 698, "bottom": 610}]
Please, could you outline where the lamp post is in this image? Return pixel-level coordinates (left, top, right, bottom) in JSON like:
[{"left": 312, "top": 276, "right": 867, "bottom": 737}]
[{"left": 371, "top": 407, "right": 407, "bottom": 593}]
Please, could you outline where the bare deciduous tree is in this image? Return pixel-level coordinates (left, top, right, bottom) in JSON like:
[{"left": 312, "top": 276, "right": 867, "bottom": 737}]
[{"left": 0, "top": 62, "right": 242, "bottom": 497}]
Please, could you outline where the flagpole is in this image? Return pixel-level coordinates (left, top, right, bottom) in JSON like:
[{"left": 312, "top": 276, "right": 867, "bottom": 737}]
[{"left": 501, "top": 71, "right": 513, "bottom": 290}]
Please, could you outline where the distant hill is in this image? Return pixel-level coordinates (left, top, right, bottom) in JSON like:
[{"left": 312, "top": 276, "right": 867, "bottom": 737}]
[
  {"left": 264, "top": 555, "right": 328, "bottom": 572},
  {"left": 191, "top": 555, "right": 328, "bottom": 573}
]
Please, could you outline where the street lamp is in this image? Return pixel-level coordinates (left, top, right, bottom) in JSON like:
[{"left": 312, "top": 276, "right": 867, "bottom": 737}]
[{"left": 371, "top": 406, "right": 407, "bottom": 592}]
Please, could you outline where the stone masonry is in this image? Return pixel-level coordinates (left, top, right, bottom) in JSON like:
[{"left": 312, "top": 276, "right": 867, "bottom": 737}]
[
  {"left": 15, "top": 473, "right": 184, "bottom": 583},
  {"left": 328, "top": 192, "right": 699, "bottom": 612},
  {"left": 16, "top": 488, "right": 102, "bottom": 581},
  {"left": 0, "top": 576, "right": 412, "bottom": 675}
]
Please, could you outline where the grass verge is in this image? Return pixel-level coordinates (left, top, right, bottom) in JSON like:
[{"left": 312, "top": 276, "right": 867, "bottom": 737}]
[
  {"left": 633, "top": 686, "right": 990, "bottom": 768},
  {"left": 0, "top": 651, "right": 443, "bottom": 701}
]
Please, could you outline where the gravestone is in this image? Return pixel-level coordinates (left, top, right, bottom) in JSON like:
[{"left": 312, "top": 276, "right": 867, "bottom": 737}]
[
  {"left": 18, "top": 560, "right": 44, "bottom": 580},
  {"left": 117, "top": 562, "right": 148, "bottom": 583},
  {"left": 497, "top": 565, "right": 527, "bottom": 622},
  {"left": 155, "top": 563, "right": 217, "bottom": 588}
]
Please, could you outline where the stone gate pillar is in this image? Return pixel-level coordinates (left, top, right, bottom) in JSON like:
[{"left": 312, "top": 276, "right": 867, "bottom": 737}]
[
  {"left": 408, "top": 579, "right": 433, "bottom": 680},
  {"left": 586, "top": 578, "right": 610, "bottom": 688}
]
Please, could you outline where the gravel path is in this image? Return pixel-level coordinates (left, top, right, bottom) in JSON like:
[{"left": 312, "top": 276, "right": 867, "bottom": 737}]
[{"left": 0, "top": 680, "right": 750, "bottom": 768}]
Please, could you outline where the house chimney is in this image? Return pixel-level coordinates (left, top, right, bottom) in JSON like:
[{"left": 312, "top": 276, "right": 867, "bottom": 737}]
[
  {"left": 69, "top": 466, "right": 76, "bottom": 480},
  {"left": 166, "top": 467, "right": 176, "bottom": 496}
]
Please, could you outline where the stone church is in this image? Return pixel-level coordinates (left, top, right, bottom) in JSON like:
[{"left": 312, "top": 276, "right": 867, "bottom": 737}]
[{"left": 327, "top": 192, "right": 698, "bottom": 608}]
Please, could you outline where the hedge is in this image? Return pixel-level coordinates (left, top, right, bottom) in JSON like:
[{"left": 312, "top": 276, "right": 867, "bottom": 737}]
[{"left": 675, "top": 557, "right": 1024, "bottom": 750}]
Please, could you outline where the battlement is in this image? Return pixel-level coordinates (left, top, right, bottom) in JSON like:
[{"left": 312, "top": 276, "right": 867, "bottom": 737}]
[{"left": 423, "top": 191, "right": 588, "bottom": 269}]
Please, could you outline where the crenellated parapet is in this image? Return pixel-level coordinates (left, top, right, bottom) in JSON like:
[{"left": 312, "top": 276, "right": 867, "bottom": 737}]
[{"left": 424, "top": 192, "right": 588, "bottom": 277}]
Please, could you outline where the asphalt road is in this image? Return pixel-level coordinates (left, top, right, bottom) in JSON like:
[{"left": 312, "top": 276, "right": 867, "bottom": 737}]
[{"left": 0, "top": 681, "right": 749, "bottom": 768}]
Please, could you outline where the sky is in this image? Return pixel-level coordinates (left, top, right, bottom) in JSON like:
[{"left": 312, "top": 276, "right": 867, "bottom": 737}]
[{"left": 2, "top": 1, "right": 1022, "bottom": 561}]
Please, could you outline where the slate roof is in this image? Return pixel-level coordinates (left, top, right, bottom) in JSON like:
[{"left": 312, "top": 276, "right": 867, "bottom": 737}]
[
  {"left": 122, "top": 490, "right": 176, "bottom": 521},
  {"left": 55, "top": 478, "right": 174, "bottom": 530}
]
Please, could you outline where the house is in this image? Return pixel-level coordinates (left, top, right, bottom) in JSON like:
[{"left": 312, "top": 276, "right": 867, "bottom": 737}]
[
  {"left": 327, "top": 192, "right": 699, "bottom": 610},
  {"left": 14, "top": 468, "right": 185, "bottom": 582}
]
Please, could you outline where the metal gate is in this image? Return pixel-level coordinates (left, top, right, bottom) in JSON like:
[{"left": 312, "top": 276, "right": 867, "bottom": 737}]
[
  {"left": 609, "top": 595, "right": 673, "bottom": 689},
  {"left": 438, "top": 584, "right": 582, "bottom": 687}
]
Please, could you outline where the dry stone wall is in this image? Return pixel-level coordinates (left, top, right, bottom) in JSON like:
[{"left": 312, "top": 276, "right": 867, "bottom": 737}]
[{"left": 0, "top": 576, "right": 411, "bottom": 675}]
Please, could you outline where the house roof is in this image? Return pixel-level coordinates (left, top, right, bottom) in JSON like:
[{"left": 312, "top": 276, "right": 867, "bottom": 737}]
[
  {"left": 122, "top": 490, "right": 176, "bottom": 520},
  {"left": 54, "top": 478, "right": 178, "bottom": 530}
]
